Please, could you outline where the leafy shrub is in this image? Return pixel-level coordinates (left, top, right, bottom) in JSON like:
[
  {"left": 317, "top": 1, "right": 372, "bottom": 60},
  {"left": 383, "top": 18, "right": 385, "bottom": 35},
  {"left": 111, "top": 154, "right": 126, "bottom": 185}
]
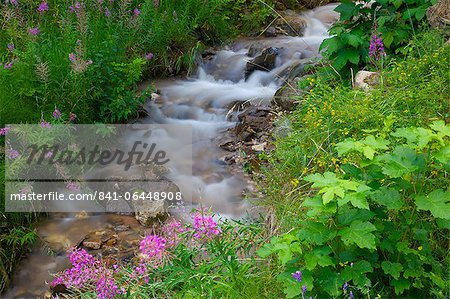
[
  {"left": 258, "top": 121, "right": 450, "bottom": 298},
  {"left": 320, "top": 0, "right": 437, "bottom": 72}
]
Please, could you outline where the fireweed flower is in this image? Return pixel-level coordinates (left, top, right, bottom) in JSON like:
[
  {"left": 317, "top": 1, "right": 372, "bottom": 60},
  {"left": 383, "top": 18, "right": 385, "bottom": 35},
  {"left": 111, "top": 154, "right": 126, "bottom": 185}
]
[
  {"left": 28, "top": 27, "right": 40, "bottom": 36},
  {"left": 7, "top": 149, "right": 20, "bottom": 159},
  {"left": 45, "top": 151, "right": 53, "bottom": 158},
  {"left": 369, "top": 34, "right": 386, "bottom": 61},
  {"left": 40, "top": 121, "right": 51, "bottom": 128},
  {"left": 6, "top": 0, "right": 18, "bottom": 6},
  {"left": 69, "top": 53, "right": 76, "bottom": 63},
  {"left": 161, "top": 218, "right": 185, "bottom": 247},
  {"left": 4, "top": 61, "right": 14, "bottom": 69},
  {"left": 144, "top": 52, "right": 154, "bottom": 60},
  {"left": 66, "top": 181, "right": 80, "bottom": 191},
  {"left": 292, "top": 270, "right": 302, "bottom": 282},
  {"left": 105, "top": 8, "right": 111, "bottom": 17},
  {"left": 53, "top": 108, "right": 61, "bottom": 119},
  {"left": 192, "top": 209, "right": 221, "bottom": 239},
  {"left": 133, "top": 8, "right": 141, "bottom": 16},
  {"left": 96, "top": 275, "right": 122, "bottom": 299},
  {"left": 0, "top": 127, "right": 11, "bottom": 135},
  {"left": 69, "top": 112, "right": 77, "bottom": 121},
  {"left": 139, "top": 235, "right": 166, "bottom": 260},
  {"left": 37, "top": 1, "right": 49, "bottom": 12},
  {"left": 7, "top": 43, "right": 14, "bottom": 52}
]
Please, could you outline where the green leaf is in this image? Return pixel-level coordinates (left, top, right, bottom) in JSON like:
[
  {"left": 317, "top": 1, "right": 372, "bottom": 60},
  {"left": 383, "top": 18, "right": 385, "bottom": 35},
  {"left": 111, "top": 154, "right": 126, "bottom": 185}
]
[
  {"left": 318, "top": 268, "right": 342, "bottom": 296},
  {"left": 338, "top": 206, "right": 375, "bottom": 226},
  {"left": 370, "top": 187, "right": 404, "bottom": 210},
  {"left": 433, "top": 145, "right": 450, "bottom": 164},
  {"left": 341, "top": 260, "right": 373, "bottom": 286},
  {"left": 345, "top": 33, "right": 365, "bottom": 48},
  {"left": 378, "top": 146, "right": 418, "bottom": 178},
  {"left": 415, "top": 189, "right": 450, "bottom": 220},
  {"left": 334, "top": 1, "right": 357, "bottom": 21},
  {"left": 345, "top": 191, "right": 369, "bottom": 210},
  {"left": 256, "top": 243, "right": 274, "bottom": 258},
  {"left": 391, "top": 279, "right": 411, "bottom": 295},
  {"left": 305, "top": 172, "right": 339, "bottom": 187},
  {"left": 320, "top": 37, "right": 340, "bottom": 54},
  {"left": 297, "top": 222, "right": 336, "bottom": 245},
  {"left": 391, "top": 127, "right": 435, "bottom": 149},
  {"left": 333, "top": 48, "right": 360, "bottom": 70},
  {"left": 381, "top": 261, "right": 403, "bottom": 279},
  {"left": 392, "top": 0, "right": 403, "bottom": 9},
  {"left": 304, "top": 246, "right": 334, "bottom": 270},
  {"left": 430, "top": 120, "right": 450, "bottom": 137},
  {"left": 339, "top": 220, "right": 377, "bottom": 249}
]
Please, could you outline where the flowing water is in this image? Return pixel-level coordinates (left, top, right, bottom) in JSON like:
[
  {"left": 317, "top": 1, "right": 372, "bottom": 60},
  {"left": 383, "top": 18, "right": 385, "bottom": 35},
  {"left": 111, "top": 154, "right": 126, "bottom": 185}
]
[{"left": 4, "top": 4, "right": 338, "bottom": 298}]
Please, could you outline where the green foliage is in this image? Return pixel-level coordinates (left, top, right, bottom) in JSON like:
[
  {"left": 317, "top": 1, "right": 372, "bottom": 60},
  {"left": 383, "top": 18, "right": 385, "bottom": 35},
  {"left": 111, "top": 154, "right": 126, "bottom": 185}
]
[
  {"left": 0, "top": 0, "right": 275, "bottom": 124},
  {"left": 258, "top": 122, "right": 450, "bottom": 297},
  {"left": 320, "top": 0, "right": 437, "bottom": 73}
]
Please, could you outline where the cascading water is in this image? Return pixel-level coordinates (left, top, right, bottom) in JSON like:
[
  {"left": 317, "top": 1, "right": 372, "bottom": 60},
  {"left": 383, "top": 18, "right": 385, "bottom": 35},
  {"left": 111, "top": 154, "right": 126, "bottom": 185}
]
[{"left": 3, "top": 4, "right": 338, "bottom": 298}]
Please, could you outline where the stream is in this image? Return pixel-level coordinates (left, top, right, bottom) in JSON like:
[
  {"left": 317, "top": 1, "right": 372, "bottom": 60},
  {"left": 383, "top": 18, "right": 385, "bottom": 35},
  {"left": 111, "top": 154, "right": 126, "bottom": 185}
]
[{"left": 4, "top": 4, "right": 338, "bottom": 298}]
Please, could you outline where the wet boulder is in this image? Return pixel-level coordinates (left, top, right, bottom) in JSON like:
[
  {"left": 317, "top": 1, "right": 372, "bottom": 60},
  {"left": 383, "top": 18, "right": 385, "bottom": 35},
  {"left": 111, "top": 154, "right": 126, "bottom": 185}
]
[
  {"left": 133, "top": 199, "right": 168, "bottom": 227},
  {"left": 245, "top": 47, "right": 278, "bottom": 79},
  {"left": 275, "top": 10, "right": 308, "bottom": 36},
  {"left": 272, "top": 78, "right": 302, "bottom": 111}
]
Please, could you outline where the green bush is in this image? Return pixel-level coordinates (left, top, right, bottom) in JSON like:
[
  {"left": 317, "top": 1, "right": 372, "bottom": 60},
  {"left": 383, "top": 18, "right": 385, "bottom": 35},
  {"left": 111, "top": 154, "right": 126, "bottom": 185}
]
[
  {"left": 320, "top": 0, "right": 437, "bottom": 73},
  {"left": 258, "top": 122, "right": 449, "bottom": 298}
]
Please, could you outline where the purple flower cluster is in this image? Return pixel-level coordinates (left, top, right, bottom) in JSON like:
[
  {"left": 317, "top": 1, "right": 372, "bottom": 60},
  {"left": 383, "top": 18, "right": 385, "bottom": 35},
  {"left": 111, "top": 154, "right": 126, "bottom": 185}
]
[
  {"left": 6, "top": 0, "right": 18, "bottom": 6},
  {"left": 66, "top": 181, "right": 80, "bottom": 191},
  {"left": 4, "top": 61, "right": 14, "bottom": 69},
  {"left": 69, "top": 2, "right": 82, "bottom": 13},
  {"left": 0, "top": 127, "right": 11, "bottom": 135},
  {"left": 69, "top": 112, "right": 77, "bottom": 121},
  {"left": 192, "top": 209, "right": 221, "bottom": 240},
  {"left": 7, "top": 149, "right": 20, "bottom": 159},
  {"left": 292, "top": 270, "right": 302, "bottom": 282},
  {"left": 37, "top": 1, "right": 49, "bottom": 13},
  {"left": 53, "top": 108, "right": 61, "bottom": 119},
  {"left": 133, "top": 8, "right": 141, "bottom": 16},
  {"left": 28, "top": 27, "right": 40, "bottom": 36},
  {"left": 40, "top": 121, "right": 51, "bottom": 128},
  {"left": 161, "top": 218, "right": 185, "bottom": 247},
  {"left": 96, "top": 275, "right": 122, "bottom": 299},
  {"left": 51, "top": 248, "right": 122, "bottom": 299},
  {"left": 144, "top": 52, "right": 154, "bottom": 60},
  {"left": 69, "top": 53, "right": 77, "bottom": 63},
  {"left": 139, "top": 235, "right": 166, "bottom": 260},
  {"left": 369, "top": 34, "right": 386, "bottom": 61},
  {"left": 7, "top": 43, "right": 14, "bottom": 52}
]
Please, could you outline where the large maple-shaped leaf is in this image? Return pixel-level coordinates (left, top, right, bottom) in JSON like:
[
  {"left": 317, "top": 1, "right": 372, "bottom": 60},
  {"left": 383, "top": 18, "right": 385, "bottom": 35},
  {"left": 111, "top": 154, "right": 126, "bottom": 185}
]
[
  {"left": 370, "top": 187, "right": 404, "bottom": 210},
  {"left": 377, "top": 146, "right": 418, "bottom": 178},
  {"left": 381, "top": 261, "right": 403, "bottom": 279},
  {"left": 415, "top": 189, "right": 450, "bottom": 219},
  {"left": 339, "top": 220, "right": 377, "bottom": 249}
]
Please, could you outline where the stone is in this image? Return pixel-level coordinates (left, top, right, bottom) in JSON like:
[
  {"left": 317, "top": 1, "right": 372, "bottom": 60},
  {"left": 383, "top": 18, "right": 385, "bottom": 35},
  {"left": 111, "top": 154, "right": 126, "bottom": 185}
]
[
  {"left": 133, "top": 200, "right": 168, "bottom": 227},
  {"left": 354, "top": 71, "right": 380, "bottom": 91},
  {"left": 83, "top": 240, "right": 102, "bottom": 250},
  {"left": 264, "top": 26, "right": 278, "bottom": 37},
  {"left": 245, "top": 47, "right": 278, "bottom": 78},
  {"left": 272, "top": 80, "right": 301, "bottom": 111},
  {"left": 275, "top": 10, "right": 308, "bottom": 36}
]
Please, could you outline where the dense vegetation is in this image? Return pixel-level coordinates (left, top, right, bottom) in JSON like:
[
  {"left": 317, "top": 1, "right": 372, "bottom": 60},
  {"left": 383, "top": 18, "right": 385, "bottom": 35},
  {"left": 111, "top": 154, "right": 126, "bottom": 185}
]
[{"left": 1, "top": 0, "right": 449, "bottom": 298}]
